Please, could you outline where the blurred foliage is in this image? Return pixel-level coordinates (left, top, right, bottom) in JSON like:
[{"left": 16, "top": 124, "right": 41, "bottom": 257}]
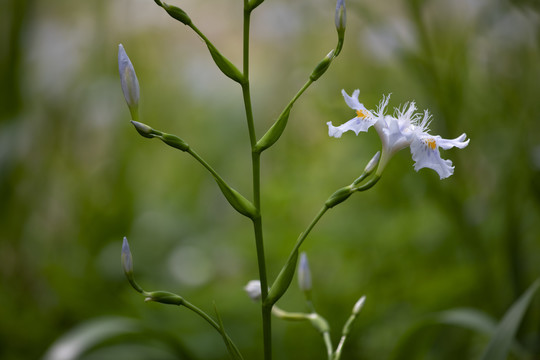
[{"left": 1, "top": 0, "right": 540, "bottom": 359}]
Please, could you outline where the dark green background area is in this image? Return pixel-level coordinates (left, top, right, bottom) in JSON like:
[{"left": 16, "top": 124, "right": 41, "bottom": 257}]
[{"left": 1, "top": 0, "right": 540, "bottom": 359}]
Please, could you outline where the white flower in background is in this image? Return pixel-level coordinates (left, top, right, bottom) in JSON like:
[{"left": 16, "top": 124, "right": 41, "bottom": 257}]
[
  {"left": 244, "top": 280, "right": 262, "bottom": 302},
  {"left": 328, "top": 89, "right": 470, "bottom": 179}
]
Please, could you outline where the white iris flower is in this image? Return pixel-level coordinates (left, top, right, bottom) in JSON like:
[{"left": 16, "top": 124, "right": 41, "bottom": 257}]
[{"left": 328, "top": 89, "right": 470, "bottom": 179}]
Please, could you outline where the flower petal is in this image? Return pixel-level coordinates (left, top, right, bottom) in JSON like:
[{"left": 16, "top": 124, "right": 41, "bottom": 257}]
[
  {"left": 341, "top": 89, "right": 366, "bottom": 111},
  {"left": 410, "top": 135, "right": 455, "bottom": 179},
  {"left": 438, "top": 133, "right": 470, "bottom": 150},
  {"left": 327, "top": 116, "right": 377, "bottom": 138}
]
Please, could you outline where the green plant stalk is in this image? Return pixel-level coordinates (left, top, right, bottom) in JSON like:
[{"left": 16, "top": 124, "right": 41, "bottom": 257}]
[
  {"left": 187, "top": 148, "right": 239, "bottom": 192},
  {"left": 323, "top": 331, "right": 333, "bottom": 360},
  {"left": 182, "top": 299, "right": 243, "bottom": 358},
  {"left": 279, "top": 175, "right": 381, "bottom": 298},
  {"left": 242, "top": 3, "right": 271, "bottom": 360},
  {"left": 279, "top": 79, "right": 314, "bottom": 122},
  {"left": 284, "top": 206, "right": 329, "bottom": 274}
]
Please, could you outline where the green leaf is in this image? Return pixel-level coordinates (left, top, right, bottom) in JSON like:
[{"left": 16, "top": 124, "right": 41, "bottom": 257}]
[
  {"left": 254, "top": 107, "right": 291, "bottom": 153},
  {"left": 265, "top": 250, "right": 299, "bottom": 306},
  {"left": 43, "top": 317, "right": 141, "bottom": 360},
  {"left": 215, "top": 177, "right": 257, "bottom": 219},
  {"left": 213, "top": 304, "right": 244, "bottom": 360},
  {"left": 480, "top": 278, "right": 540, "bottom": 360},
  {"left": 206, "top": 42, "right": 244, "bottom": 84}
]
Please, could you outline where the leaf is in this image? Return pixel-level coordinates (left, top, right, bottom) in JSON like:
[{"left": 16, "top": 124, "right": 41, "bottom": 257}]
[
  {"left": 254, "top": 107, "right": 291, "bottom": 153},
  {"left": 215, "top": 177, "right": 257, "bottom": 219},
  {"left": 206, "top": 43, "right": 244, "bottom": 84},
  {"left": 213, "top": 304, "right": 244, "bottom": 360},
  {"left": 265, "top": 250, "right": 299, "bottom": 306},
  {"left": 480, "top": 278, "right": 540, "bottom": 360},
  {"left": 389, "top": 307, "right": 529, "bottom": 360},
  {"left": 42, "top": 317, "right": 141, "bottom": 360}
]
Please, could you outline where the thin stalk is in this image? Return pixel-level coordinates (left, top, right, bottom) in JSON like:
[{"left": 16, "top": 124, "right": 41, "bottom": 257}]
[
  {"left": 285, "top": 79, "right": 314, "bottom": 113},
  {"left": 187, "top": 148, "right": 227, "bottom": 183},
  {"left": 291, "top": 206, "right": 329, "bottom": 257},
  {"left": 322, "top": 332, "right": 334, "bottom": 360},
  {"left": 242, "top": 4, "right": 271, "bottom": 360},
  {"left": 333, "top": 335, "right": 347, "bottom": 360},
  {"left": 182, "top": 300, "right": 243, "bottom": 358}
]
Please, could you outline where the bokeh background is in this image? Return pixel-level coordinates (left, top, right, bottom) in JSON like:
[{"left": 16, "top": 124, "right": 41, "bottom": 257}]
[{"left": 1, "top": 0, "right": 540, "bottom": 359}]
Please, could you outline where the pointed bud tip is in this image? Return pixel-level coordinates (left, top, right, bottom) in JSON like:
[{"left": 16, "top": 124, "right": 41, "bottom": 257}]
[
  {"left": 121, "top": 236, "right": 133, "bottom": 274},
  {"left": 364, "top": 151, "right": 381, "bottom": 174},
  {"left": 353, "top": 295, "right": 366, "bottom": 315},
  {"left": 122, "top": 237, "right": 131, "bottom": 257}
]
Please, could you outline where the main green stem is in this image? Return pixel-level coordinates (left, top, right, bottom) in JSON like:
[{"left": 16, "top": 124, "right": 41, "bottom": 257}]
[{"left": 242, "top": 4, "right": 272, "bottom": 360}]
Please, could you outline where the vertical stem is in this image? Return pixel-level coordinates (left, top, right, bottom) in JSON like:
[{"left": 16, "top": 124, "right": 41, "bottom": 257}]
[{"left": 242, "top": 4, "right": 272, "bottom": 360}]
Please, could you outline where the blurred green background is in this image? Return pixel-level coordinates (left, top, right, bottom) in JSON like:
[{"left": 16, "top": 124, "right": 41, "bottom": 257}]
[{"left": 1, "top": 0, "right": 540, "bottom": 359}]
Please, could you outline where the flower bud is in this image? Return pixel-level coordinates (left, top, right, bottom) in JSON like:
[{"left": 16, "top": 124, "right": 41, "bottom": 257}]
[
  {"left": 364, "top": 151, "right": 381, "bottom": 174},
  {"left": 161, "top": 133, "right": 190, "bottom": 152},
  {"left": 297, "top": 252, "right": 312, "bottom": 293},
  {"left": 310, "top": 50, "right": 335, "bottom": 82},
  {"left": 118, "top": 44, "right": 140, "bottom": 121},
  {"left": 244, "top": 280, "right": 262, "bottom": 302},
  {"left": 325, "top": 185, "right": 353, "bottom": 208},
  {"left": 130, "top": 120, "right": 155, "bottom": 139},
  {"left": 121, "top": 237, "right": 133, "bottom": 275},
  {"left": 352, "top": 295, "right": 366, "bottom": 315},
  {"left": 335, "top": 0, "right": 346, "bottom": 33},
  {"left": 162, "top": 2, "right": 192, "bottom": 25},
  {"left": 334, "top": 0, "right": 346, "bottom": 55},
  {"left": 121, "top": 237, "right": 143, "bottom": 293},
  {"left": 145, "top": 291, "right": 184, "bottom": 305}
]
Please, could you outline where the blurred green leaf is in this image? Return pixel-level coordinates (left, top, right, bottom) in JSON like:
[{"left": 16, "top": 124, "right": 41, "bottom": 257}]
[
  {"left": 480, "top": 278, "right": 540, "bottom": 360},
  {"left": 42, "top": 317, "right": 141, "bottom": 360}
]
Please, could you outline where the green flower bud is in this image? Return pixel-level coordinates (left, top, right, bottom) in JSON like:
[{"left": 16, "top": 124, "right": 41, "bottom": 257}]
[
  {"left": 161, "top": 133, "right": 190, "bottom": 152},
  {"left": 162, "top": 2, "right": 192, "bottom": 25},
  {"left": 121, "top": 237, "right": 144, "bottom": 294},
  {"left": 214, "top": 178, "right": 257, "bottom": 219},
  {"left": 325, "top": 185, "right": 353, "bottom": 208},
  {"left": 145, "top": 291, "right": 185, "bottom": 305},
  {"left": 310, "top": 50, "right": 335, "bottom": 82},
  {"left": 118, "top": 44, "right": 140, "bottom": 121}
]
